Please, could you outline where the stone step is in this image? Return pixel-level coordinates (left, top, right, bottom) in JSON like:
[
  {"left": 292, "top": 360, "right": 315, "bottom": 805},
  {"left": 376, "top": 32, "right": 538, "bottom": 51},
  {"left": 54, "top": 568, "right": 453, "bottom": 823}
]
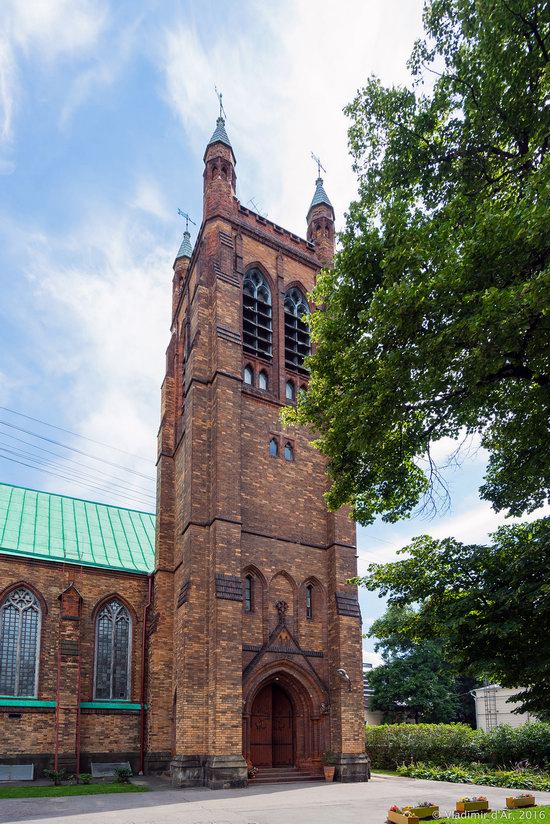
[{"left": 251, "top": 767, "right": 323, "bottom": 785}]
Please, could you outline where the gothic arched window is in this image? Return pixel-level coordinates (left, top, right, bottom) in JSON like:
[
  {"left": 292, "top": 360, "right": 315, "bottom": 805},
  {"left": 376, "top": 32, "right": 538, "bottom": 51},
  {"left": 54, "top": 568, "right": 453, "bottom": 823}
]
[
  {"left": 94, "top": 599, "right": 131, "bottom": 701},
  {"left": 243, "top": 268, "right": 272, "bottom": 359},
  {"left": 258, "top": 370, "right": 268, "bottom": 391},
  {"left": 306, "top": 584, "right": 313, "bottom": 620},
  {"left": 269, "top": 437, "right": 278, "bottom": 458},
  {"left": 244, "top": 575, "right": 254, "bottom": 612},
  {"left": 0, "top": 588, "right": 41, "bottom": 697},
  {"left": 284, "top": 441, "right": 294, "bottom": 462},
  {"left": 284, "top": 287, "right": 310, "bottom": 372},
  {"left": 244, "top": 365, "right": 254, "bottom": 386},
  {"left": 285, "top": 380, "right": 295, "bottom": 401}
]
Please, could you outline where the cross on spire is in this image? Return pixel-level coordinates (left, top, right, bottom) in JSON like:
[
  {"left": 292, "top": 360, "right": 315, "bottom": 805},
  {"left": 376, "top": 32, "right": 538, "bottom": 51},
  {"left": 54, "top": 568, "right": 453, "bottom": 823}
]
[
  {"left": 177, "top": 209, "right": 196, "bottom": 233},
  {"left": 214, "top": 86, "right": 226, "bottom": 120},
  {"left": 311, "top": 151, "right": 326, "bottom": 179}
]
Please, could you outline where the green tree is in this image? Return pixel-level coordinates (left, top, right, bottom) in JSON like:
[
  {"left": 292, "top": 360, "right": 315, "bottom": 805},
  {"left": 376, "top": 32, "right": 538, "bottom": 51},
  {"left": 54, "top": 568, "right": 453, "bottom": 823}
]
[
  {"left": 361, "top": 519, "right": 550, "bottom": 716},
  {"left": 366, "top": 606, "right": 470, "bottom": 724},
  {"left": 287, "top": 0, "right": 549, "bottom": 525}
]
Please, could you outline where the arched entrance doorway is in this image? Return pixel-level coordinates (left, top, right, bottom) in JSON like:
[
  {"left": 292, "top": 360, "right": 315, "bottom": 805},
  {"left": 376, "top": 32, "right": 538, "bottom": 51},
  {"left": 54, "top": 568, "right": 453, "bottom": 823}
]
[{"left": 250, "top": 683, "right": 293, "bottom": 767}]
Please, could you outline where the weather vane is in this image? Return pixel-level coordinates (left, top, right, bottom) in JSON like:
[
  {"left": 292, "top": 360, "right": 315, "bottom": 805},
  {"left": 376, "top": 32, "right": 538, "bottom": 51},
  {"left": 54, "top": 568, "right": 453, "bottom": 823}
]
[
  {"left": 214, "top": 86, "right": 226, "bottom": 120},
  {"left": 177, "top": 209, "right": 196, "bottom": 233},
  {"left": 311, "top": 151, "right": 326, "bottom": 178}
]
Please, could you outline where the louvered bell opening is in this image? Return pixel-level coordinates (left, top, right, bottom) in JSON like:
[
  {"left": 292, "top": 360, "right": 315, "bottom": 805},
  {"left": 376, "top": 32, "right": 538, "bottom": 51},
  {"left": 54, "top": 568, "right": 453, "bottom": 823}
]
[
  {"left": 284, "top": 312, "right": 310, "bottom": 373},
  {"left": 243, "top": 294, "right": 273, "bottom": 359}
]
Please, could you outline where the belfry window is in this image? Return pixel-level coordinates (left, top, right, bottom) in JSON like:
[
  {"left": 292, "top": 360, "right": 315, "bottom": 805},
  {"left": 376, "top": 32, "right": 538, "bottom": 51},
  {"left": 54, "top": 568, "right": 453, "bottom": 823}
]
[
  {"left": 94, "top": 599, "right": 131, "bottom": 701},
  {"left": 0, "top": 588, "right": 41, "bottom": 697},
  {"left": 243, "top": 268, "right": 272, "bottom": 359},
  {"left": 244, "top": 575, "right": 253, "bottom": 612},
  {"left": 306, "top": 584, "right": 313, "bottom": 620},
  {"left": 284, "top": 287, "right": 310, "bottom": 373}
]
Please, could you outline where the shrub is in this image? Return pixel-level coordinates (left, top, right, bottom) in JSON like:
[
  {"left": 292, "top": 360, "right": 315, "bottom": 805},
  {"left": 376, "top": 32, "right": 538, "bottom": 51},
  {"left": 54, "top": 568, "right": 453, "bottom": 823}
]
[
  {"left": 78, "top": 773, "right": 92, "bottom": 784},
  {"left": 396, "top": 762, "right": 550, "bottom": 791},
  {"left": 365, "top": 723, "right": 550, "bottom": 770},
  {"left": 365, "top": 723, "right": 479, "bottom": 769},
  {"left": 43, "top": 769, "right": 67, "bottom": 786},
  {"left": 114, "top": 767, "right": 132, "bottom": 784}
]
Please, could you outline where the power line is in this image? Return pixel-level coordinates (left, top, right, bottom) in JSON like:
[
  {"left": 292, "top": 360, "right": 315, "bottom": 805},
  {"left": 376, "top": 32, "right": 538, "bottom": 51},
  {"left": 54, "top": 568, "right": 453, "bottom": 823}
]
[
  {"left": 0, "top": 442, "right": 156, "bottom": 505},
  {"left": 0, "top": 431, "right": 155, "bottom": 496},
  {"left": 0, "top": 406, "right": 152, "bottom": 463},
  {"left": 0, "top": 453, "right": 155, "bottom": 510},
  {"left": 0, "top": 419, "right": 156, "bottom": 482}
]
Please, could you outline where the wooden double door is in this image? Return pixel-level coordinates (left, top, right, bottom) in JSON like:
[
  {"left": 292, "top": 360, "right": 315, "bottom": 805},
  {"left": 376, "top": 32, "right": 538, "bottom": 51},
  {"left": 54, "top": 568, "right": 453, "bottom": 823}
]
[{"left": 250, "top": 683, "right": 293, "bottom": 767}]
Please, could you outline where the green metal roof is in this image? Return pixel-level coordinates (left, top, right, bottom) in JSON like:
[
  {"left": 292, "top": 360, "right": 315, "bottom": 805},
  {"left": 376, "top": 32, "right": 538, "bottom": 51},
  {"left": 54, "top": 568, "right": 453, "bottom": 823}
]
[{"left": 0, "top": 482, "right": 155, "bottom": 574}]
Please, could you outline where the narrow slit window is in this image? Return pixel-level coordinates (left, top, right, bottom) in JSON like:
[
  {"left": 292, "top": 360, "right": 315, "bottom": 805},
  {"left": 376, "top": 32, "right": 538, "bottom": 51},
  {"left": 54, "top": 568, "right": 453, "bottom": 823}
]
[
  {"left": 284, "top": 287, "right": 310, "bottom": 373},
  {"left": 0, "top": 588, "right": 41, "bottom": 697},
  {"left": 269, "top": 437, "right": 278, "bottom": 458},
  {"left": 285, "top": 380, "right": 295, "bottom": 401},
  {"left": 284, "top": 441, "right": 294, "bottom": 462},
  {"left": 244, "top": 365, "right": 254, "bottom": 386},
  {"left": 243, "top": 269, "right": 272, "bottom": 359},
  {"left": 306, "top": 584, "right": 313, "bottom": 620},
  {"left": 258, "top": 370, "right": 268, "bottom": 391},
  {"left": 244, "top": 575, "right": 253, "bottom": 612}
]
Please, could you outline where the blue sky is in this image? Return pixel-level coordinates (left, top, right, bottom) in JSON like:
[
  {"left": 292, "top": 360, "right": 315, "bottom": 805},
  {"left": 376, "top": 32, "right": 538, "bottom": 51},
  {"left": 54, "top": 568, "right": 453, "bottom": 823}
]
[{"left": 0, "top": 0, "right": 545, "bottom": 665}]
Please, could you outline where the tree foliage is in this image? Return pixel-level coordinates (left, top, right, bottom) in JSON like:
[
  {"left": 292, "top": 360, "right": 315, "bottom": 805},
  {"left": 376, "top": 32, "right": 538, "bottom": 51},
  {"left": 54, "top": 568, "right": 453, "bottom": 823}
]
[
  {"left": 366, "top": 605, "right": 474, "bottom": 724},
  {"left": 287, "top": 0, "right": 550, "bottom": 524},
  {"left": 359, "top": 518, "right": 550, "bottom": 716}
]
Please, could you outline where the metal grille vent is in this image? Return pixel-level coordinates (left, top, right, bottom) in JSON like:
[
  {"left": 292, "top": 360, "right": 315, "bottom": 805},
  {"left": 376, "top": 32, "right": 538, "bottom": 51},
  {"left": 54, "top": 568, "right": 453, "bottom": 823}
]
[{"left": 284, "top": 288, "right": 310, "bottom": 373}]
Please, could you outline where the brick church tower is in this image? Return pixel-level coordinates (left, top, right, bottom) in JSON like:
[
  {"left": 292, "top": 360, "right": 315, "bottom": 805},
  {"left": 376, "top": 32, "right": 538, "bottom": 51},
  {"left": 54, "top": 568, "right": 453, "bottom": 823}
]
[{"left": 147, "top": 114, "right": 369, "bottom": 788}]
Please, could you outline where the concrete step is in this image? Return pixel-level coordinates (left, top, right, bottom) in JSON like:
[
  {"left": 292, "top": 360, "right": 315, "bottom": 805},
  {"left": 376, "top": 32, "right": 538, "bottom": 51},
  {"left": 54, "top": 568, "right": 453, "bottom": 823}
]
[{"left": 251, "top": 767, "right": 323, "bottom": 785}]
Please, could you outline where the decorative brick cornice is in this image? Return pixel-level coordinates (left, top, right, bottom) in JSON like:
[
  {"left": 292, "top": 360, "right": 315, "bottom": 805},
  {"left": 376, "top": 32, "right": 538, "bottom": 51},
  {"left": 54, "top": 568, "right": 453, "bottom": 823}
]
[{"left": 215, "top": 574, "right": 243, "bottom": 601}]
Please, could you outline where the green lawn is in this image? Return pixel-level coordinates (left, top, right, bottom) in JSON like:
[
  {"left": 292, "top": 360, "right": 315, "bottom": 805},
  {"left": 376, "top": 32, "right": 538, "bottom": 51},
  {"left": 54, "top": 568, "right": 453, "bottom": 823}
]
[
  {"left": 439, "top": 805, "right": 550, "bottom": 823},
  {"left": 372, "top": 769, "right": 401, "bottom": 776},
  {"left": 0, "top": 782, "right": 148, "bottom": 799}
]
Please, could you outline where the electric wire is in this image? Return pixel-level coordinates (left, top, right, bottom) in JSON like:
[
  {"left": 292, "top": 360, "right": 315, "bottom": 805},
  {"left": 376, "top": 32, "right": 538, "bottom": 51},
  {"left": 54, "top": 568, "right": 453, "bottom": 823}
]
[
  {"left": 0, "top": 406, "right": 151, "bottom": 463},
  {"left": 0, "top": 419, "right": 155, "bottom": 481},
  {"left": 0, "top": 442, "right": 156, "bottom": 505},
  {"left": 0, "top": 431, "right": 155, "bottom": 498},
  {"left": 0, "top": 453, "right": 155, "bottom": 510}
]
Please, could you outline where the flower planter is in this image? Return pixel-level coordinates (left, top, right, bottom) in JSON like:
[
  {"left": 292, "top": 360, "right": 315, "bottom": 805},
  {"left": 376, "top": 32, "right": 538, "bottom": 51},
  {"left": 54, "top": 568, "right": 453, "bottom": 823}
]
[
  {"left": 506, "top": 796, "right": 536, "bottom": 809},
  {"left": 408, "top": 806, "right": 439, "bottom": 820},
  {"left": 323, "top": 766, "right": 335, "bottom": 782},
  {"left": 388, "top": 811, "right": 420, "bottom": 824},
  {"left": 456, "top": 801, "right": 490, "bottom": 814}
]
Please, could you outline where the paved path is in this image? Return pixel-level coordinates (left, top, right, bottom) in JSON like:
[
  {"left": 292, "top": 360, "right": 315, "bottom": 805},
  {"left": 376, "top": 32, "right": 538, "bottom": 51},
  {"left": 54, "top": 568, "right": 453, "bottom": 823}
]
[{"left": 1, "top": 775, "right": 549, "bottom": 824}]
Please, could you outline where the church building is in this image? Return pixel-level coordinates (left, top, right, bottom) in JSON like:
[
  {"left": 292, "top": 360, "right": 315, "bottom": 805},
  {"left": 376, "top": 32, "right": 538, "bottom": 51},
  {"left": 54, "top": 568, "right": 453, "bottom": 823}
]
[{"left": 0, "top": 114, "right": 369, "bottom": 787}]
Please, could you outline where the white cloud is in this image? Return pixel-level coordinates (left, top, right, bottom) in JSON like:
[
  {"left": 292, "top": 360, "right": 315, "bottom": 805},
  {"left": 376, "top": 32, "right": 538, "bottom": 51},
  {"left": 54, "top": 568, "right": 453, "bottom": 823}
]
[
  {"left": 5, "top": 204, "right": 170, "bottom": 507},
  {"left": 363, "top": 649, "right": 384, "bottom": 668},
  {"left": 158, "top": 0, "right": 426, "bottom": 237},
  {"left": 0, "top": 0, "right": 108, "bottom": 150}
]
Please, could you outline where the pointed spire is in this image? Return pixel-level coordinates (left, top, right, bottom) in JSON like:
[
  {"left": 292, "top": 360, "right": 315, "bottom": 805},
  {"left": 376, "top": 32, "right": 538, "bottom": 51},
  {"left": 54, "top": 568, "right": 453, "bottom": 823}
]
[
  {"left": 308, "top": 177, "right": 333, "bottom": 214},
  {"left": 207, "top": 116, "right": 232, "bottom": 151},
  {"left": 176, "top": 230, "right": 193, "bottom": 261}
]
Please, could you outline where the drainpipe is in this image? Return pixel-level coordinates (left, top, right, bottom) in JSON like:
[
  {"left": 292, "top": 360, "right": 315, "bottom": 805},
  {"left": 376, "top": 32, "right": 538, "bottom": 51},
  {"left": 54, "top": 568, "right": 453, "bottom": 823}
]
[
  {"left": 139, "top": 574, "right": 153, "bottom": 775},
  {"left": 54, "top": 646, "right": 61, "bottom": 771}
]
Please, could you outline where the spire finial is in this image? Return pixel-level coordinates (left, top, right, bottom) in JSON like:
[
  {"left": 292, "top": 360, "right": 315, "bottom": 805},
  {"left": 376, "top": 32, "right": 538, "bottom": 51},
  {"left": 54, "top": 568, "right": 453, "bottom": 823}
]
[
  {"left": 177, "top": 208, "right": 196, "bottom": 234},
  {"left": 176, "top": 209, "right": 196, "bottom": 260},
  {"left": 311, "top": 151, "right": 326, "bottom": 180},
  {"left": 214, "top": 85, "right": 226, "bottom": 121}
]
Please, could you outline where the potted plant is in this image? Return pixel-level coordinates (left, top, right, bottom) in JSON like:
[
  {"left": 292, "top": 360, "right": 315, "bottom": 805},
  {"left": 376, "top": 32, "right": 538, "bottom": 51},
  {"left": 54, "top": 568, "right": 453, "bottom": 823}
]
[
  {"left": 456, "top": 796, "right": 490, "bottom": 814},
  {"left": 248, "top": 766, "right": 258, "bottom": 779},
  {"left": 405, "top": 802, "right": 439, "bottom": 820},
  {"left": 387, "top": 805, "right": 420, "bottom": 824},
  {"left": 322, "top": 751, "right": 337, "bottom": 782},
  {"left": 506, "top": 794, "right": 536, "bottom": 809}
]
